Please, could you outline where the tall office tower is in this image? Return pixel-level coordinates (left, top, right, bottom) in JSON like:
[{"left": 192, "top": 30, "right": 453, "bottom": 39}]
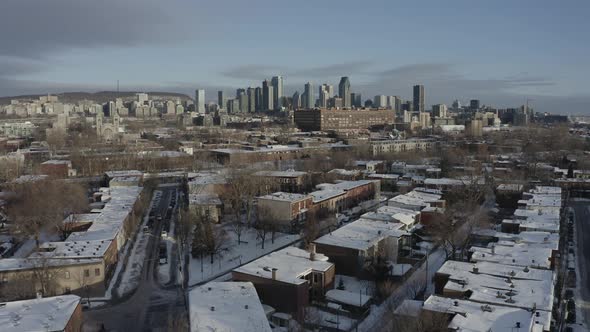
[
  {"left": 239, "top": 93, "right": 249, "bottom": 113},
  {"left": 403, "top": 101, "right": 413, "bottom": 112},
  {"left": 432, "top": 104, "right": 448, "bottom": 118},
  {"left": 255, "top": 87, "right": 262, "bottom": 111},
  {"left": 374, "top": 95, "right": 387, "bottom": 108},
  {"left": 403, "top": 110, "right": 411, "bottom": 123},
  {"left": 413, "top": 85, "right": 424, "bottom": 113},
  {"left": 354, "top": 93, "right": 362, "bottom": 108},
  {"left": 452, "top": 99, "right": 461, "bottom": 110},
  {"left": 304, "top": 82, "right": 314, "bottom": 109},
  {"left": 195, "top": 89, "right": 205, "bottom": 114},
  {"left": 217, "top": 91, "right": 225, "bottom": 109},
  {"left": 236, "top": 88, "right": 246, "bottom": 99},
  {"left": 338, "top": 77, "right": 351, "bottom": 109},
  {"left": 271, "top": 76, "right": 283, "bottom": 110},
  {"left": 247, "top": 87, "right": 256, "bottom": 113},
  {"left": 470, "top": 99, "right": 480, "bottom": 110},
  {"left": 292, "top": 91, "right": 301, "bottom": 110},
  {"left": 262, "top": 80, "right": 274, "bottom": 111},
  {"left": 227, "top": 98, "right": 239, "bottom": 114},
  {"left": 393, "top": 96, "right": 402, "bottom": 112},
  {"left": 319, "top": 84, "right": 330, "bottom": 108},
  {"left": 350, "top": 93, "right": 357, "bottom": 107}
]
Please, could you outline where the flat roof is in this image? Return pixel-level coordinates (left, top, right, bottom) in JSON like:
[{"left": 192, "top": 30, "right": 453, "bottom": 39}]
[
  {"left": 257, "top": 192, "right": 310, "bottom": 203},
  {"left": 0, "top": 295, "right": 81, "bottom": 332},
  {"left": 436, "top": 260, "right": 554, "bottom": 312},
  {"left": 253, "top": 170, "right": 307, "bottom": 178},
  {"left": 314, "top": 218, "right": 407, "bottom": 251},
  {"left": 233, "top": 247, "right": 333, "bottom": 285},
  {"left": 188, "top": 282, "right": 271, "bottom": 332},
  {"left": 424, "top": 295, "right": 545, "bottom": 332}
]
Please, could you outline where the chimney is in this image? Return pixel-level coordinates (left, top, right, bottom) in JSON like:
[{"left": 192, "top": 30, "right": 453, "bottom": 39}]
[
  {"left": 516, "top": 322, "right": 521, "bottom": 328},
  {"left": 453, "top": 300, "right": 459, "bottom": 306},
  {"left": 272, "top": 268, "right": 277, "bottom": 280},
  {"left": 472, "top": 266, "right": 479, "bottom": 274},
  {"left": 309, "top": 243, "right": 316, "bottom": 261}
]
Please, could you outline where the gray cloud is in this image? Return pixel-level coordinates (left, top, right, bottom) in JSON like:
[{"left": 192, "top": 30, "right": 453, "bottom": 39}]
[
  {"left": 359, "top": 63, "right": 559, "bottom": 108},
  {"left": 221, "top": 61, "right": 373, "bottom": 81},
  {"left": 0, "top": 0, "right": 185, "bottom": 59}
]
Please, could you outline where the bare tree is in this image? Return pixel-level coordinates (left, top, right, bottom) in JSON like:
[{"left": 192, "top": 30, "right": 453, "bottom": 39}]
[
  {"left": 6, "top": 179, "right": 88, "bottom": 244},
  {"left": 191, "top": 214, "right": 228, "bottom": 264}
]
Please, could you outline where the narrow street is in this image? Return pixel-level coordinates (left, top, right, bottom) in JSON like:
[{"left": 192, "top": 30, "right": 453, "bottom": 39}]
[
  {"left": 84, "top": 185, "right": 185, "bottom": 332},
  {"left": 570, "top": 201, "right": 590, "bottom": 328}
]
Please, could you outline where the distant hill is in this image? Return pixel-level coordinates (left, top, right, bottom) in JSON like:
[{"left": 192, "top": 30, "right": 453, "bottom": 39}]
[{"left": 0, "top": 91, "right": 193, "bottom": 105}]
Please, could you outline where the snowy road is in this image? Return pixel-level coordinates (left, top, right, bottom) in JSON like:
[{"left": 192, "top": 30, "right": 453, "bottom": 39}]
[
  {"left": 84, "top": 185, "right": 186, "bottom": 332},
  {"left": 570, "top": 201, "right": 590, "bottom": 329}
]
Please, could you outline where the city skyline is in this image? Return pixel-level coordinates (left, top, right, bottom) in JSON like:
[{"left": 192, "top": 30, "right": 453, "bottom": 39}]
[{"left": 0, "top": 0, "right": 588, "bottom": 113}]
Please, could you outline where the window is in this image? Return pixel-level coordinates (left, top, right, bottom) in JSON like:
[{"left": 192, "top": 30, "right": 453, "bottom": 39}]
[
  {"left": 95, "top": 268, "right": 100, "bottom": 276},
  {"left": 84, "top": 269, "right": 90, "bottom": 278},
  {"left": 64, "top": 271, "right": 70, "bottom": 279}
]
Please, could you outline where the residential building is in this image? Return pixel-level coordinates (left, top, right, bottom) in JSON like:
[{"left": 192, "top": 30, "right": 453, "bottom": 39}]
[
  {"left": 314, "top": 218, "right": 408, "bottom": 277},
  {"left": 188, "top": 282, "right": 271, "bottom": 332},
  {"left": 232, "top": 246, "right": 335, "bottom": 319},
  {"left": 253, "top": 170, "right": 310, "bottom": 193},
  {"left": 189, "top": 194, "right": 223, "bottom": 223},
  {"left": 0, "top": 295, "right": 83, "bottom": 332},
  {"left": 256, "top": 192, "right": 313, "bottom": 230}
]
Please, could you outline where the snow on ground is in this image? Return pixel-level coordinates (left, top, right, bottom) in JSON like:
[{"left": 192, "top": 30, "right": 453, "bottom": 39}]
[
  {"left": 11, "top": 228, "right": 60, "bottom": 258},
  {"left": 116, "top": 190, "right": 161, "bottom": 296},
  {"left": 357, "top": 248, "right": 446, "bottom": 332},
  {"left": 306, "top": 307, "right": 356, "bottom": 331},
  {"left": 188, "top": 227, "right": 299, "bottom": 286},
  {"left": 334, "top": 275, "right": 376, "bottom": 296},
  {"left": 568, "top": 207, "right": 589, "bottom": 331}
]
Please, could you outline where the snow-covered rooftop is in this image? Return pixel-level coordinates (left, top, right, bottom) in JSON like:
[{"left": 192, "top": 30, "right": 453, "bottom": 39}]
[
  {"left": 423, "top": 295, "right": 546, "bottom": 332},
  {"left": 436, "top": 260, "right": 555, "bottom": 313},
  {"left": 253, "top": 170, "right": 307, "bottom": 178},
  {"left": 326, "top": 289, "right": 371, "bottom": 307},
  {"left": 314, "top": 218, "right": 407, "bottom": 251},
  {"left": 0, "top": 295, "right": 81, "bottom": 332},
  {"left": 310, "top": 189, "right": 344, "bottom": 203},
  {"left": 388, "top": 189, "right": 442, "bottom": 209},
  {"left": 188, "top": 282, "right": 271, "bottom": 332},
  {"left": 257, "top": 192, "right": 310, "bottom": 203},
  {"left": 189, "top": 193, "right": 222, "bottom": 206},
  {"left": 233, "top": 247, "right": 333, "bottom": 285}
]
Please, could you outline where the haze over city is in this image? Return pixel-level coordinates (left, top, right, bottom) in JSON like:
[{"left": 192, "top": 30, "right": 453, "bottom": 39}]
[
  {"left": 1, "top": 0, "right": 589, "bottom": 113},
  {"left": 1, "top": 2, "right": 590, "bottom": 332}
]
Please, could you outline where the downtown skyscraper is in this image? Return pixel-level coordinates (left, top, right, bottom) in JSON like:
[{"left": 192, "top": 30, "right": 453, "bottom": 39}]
[
  {"left": 195, "top": 89, "right": 205, "bottom": 114},
  {"left": 318, "top": 84, "right": 333, "bottom": 108},
  {"left": 303, "top": 82, "right": 314, "bottom": 109},
  {"left": 262, "top": 80, "right": 274, "bottom": 111},
  {"left": 413, "top": 85, "right": 425, "bottom": 113},
  {"left": 271, "top": 76, "right": 283, "bottom": 110},
  {"left": 338, "top": 77, "right": 351, "bottom": 109}
]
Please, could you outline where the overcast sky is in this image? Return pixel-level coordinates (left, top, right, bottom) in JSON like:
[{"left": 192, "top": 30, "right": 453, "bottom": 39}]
[{"left": 0, "top": 0, "right": 588, "bottom": 113}]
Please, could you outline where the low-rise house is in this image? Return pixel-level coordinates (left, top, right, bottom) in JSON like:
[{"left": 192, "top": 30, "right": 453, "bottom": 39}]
[
  {"left": 0, "top": 294, "right": 83, "bottom": 332},
  {"left": 232, "top": 246, "right": 335, "bottom": 319},
  {"left": 423, "top": 295, "right": 547, "bottom": 332},
  {"left": 39, "top": 160, "right": 76, "bottom": 178},
  {"left": 314, "top": 218, "right": 409, "bottom": 278},
  {"left": 257, "top": 192, "right": 313, "bottom": 231},
  {"left": 433, "top": 260, "right": 554, "bottom": 330},
  {"left": 188, "top": 282, "right": 271, "bottom": 332},
  {"left": 0, "top": 185, "right": 143, "bottom": 300},
  {"left": 189, "top": 194, "right": 223, "bottom": 223},
  {"left": 388, "top": 188, "right": 444, "bottom": 211},
  {"left": 253, "top": 170, "right": 310, "bottom": 193}
]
